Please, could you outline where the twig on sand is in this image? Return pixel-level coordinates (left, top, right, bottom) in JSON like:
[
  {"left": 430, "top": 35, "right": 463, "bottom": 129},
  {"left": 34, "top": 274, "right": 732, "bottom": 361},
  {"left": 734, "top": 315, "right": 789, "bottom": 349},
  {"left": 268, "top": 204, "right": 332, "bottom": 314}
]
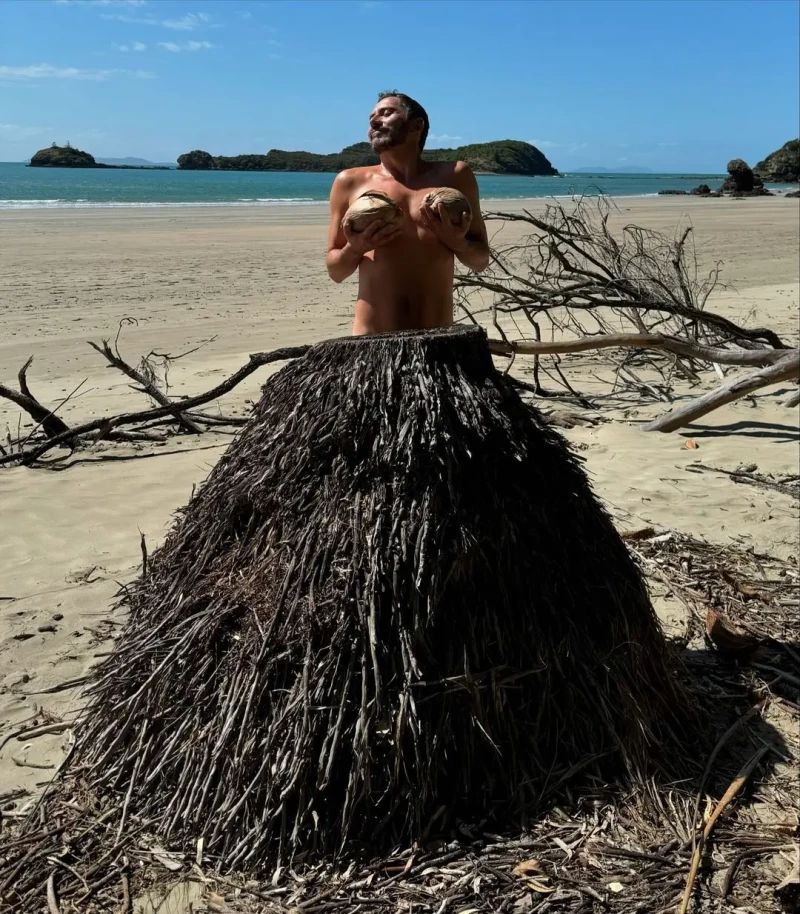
[
  {"left": 677, "top": 744, "right": 771, "bottom": 914},
  {"left": 47, "top": 872, "right": 61, "bottom": 914}
]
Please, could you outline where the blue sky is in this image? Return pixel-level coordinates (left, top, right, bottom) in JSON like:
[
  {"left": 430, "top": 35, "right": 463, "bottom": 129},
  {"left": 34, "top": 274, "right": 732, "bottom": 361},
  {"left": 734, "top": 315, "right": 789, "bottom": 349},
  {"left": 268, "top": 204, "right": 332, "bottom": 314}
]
[{"left": 1, "top": 0, "right": 798, "bottom": 171}]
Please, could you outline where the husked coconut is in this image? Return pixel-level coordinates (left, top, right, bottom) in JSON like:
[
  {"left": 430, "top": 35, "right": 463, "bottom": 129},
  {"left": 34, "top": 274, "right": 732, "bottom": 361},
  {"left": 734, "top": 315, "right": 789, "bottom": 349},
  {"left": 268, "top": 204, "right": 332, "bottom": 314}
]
[
  {"left": 342, "top": 192, "right": 403, "bottom": 234},
  {"left": 423, "top": 187, "right": 472, "bottom": 225}
]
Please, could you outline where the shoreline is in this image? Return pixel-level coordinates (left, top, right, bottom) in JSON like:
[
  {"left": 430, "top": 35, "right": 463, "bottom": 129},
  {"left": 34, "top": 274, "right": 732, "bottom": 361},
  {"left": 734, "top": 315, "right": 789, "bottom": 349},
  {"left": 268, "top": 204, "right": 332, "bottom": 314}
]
[
  {"left": 1, "top": 186, "right": 797, "bottom": 211},
  {"left": 0, "top": 191, "right": 798, "bottom": 224}
]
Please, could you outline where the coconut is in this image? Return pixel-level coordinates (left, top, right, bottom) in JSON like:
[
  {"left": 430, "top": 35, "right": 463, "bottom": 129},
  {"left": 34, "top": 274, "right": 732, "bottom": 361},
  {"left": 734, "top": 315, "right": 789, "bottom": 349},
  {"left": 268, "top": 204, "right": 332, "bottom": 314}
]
[
  {"left": 424, "top": 187, "right": 472, "bottom": 225},
  {"left": 342, "top": 191, "right": 403, "bottom": 234}
]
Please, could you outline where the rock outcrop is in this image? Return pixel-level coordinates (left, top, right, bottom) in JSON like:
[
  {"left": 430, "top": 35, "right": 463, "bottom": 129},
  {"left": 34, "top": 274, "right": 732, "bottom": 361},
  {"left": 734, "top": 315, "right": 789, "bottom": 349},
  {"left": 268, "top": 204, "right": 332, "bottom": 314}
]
[
  {"left": 719, "top": 159, "right": 772, "bottom": 196},
  {"left": 29, "top": 145, "right": 97, "bottom": 168},
  {"left": 754, "top": 139, "right": 800, "bottom": 183},
  {"left": 176, "top": 149, "right": 215, "bottom": 170}
]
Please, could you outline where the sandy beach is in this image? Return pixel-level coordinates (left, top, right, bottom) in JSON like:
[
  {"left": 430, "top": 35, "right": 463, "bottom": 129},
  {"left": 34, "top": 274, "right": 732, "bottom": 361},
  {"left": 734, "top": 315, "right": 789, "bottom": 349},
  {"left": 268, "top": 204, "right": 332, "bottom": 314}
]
[{"left": 1, "top": 194, "right": 798, "bottom": 811}]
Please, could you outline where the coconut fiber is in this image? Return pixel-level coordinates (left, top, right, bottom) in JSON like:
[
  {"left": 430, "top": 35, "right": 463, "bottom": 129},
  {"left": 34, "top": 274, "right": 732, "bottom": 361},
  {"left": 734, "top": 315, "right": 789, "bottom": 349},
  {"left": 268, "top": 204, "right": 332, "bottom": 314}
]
[{"left": 13, "top": 326, "right": 695, "bottom": 875}]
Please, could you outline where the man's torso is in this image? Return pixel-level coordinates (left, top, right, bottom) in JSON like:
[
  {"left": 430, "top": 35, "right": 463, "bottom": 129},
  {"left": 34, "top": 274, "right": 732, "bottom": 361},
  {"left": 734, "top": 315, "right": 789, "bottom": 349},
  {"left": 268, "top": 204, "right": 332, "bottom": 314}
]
[{"left": 343, "top": 161, "right": 460, "bottom": 335}]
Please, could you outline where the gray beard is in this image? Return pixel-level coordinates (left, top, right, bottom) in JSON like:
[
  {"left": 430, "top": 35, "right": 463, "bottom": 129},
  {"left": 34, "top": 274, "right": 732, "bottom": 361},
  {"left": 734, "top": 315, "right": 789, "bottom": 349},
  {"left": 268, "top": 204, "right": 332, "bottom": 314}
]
[{"left": 370, "top": 124, "right": 409, "bottom": 153}]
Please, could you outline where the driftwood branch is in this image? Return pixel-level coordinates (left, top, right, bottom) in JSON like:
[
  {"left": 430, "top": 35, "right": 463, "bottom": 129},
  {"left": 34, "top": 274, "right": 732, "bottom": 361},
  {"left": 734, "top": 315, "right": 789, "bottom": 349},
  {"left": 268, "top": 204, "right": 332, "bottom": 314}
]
[
  {"left": 0, "top": 357, "right": 71, "bottom": 439},
  {"left": 642, "top": 350, "right": 800, "bottom": 432},
  {"left": 0, "top": 346, "right": 310, "bottom": 468},
  {"left": 88, "top": 339, "right": 202, "bottom": 435},
  {"left": 487, "top": 334, "right": 789, "bottom": 367},
  {"left": 783, "top": 387, "right": 800, "bottom": 409}
]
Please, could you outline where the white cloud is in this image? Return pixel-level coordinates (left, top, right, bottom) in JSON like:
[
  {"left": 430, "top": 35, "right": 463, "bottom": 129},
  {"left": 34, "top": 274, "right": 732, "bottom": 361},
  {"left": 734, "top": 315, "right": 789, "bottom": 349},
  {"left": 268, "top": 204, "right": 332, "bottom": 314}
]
[
  {"left": 531, "top": 138, "right": 587, "bottom": 153},
  {"left": 163, "top": 12, "right": 212, "bottom": 30},
  {"left": 0, "top": 63, "right": 155, "bottom": 80},
  {"left": 428, "top": 133, "right": 462, "bottom": 145},
  {"left": 101, "top": 13, "right": 157, "bottom": 23},
  {"left": 55, "top": 0, "right": 148, "bottom": 6},
  {"left": 0, "top": 64, "right": 113, "bottom": 80},
  {"left": 101, "top": 11, "right": 214, "bottom": 29},
  {"left": 157, "top": 40, "right": 213, "bottom": 52},
  {"left": 236, "top": 10, "right": 253, "bottom": 19},
  {"left": 115, "top": 41, "right": 147, "bottom": 52},
  {"left": 0, "top": 123, "right": 53, "bottom": 138}
]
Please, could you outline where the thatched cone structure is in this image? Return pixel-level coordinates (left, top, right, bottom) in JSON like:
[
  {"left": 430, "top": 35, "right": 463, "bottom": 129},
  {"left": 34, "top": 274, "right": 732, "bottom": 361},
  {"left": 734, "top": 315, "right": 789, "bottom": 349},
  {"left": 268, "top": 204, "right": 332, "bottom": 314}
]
[{"left": 8, "top": 327, "right": 694, "bottom": 884}]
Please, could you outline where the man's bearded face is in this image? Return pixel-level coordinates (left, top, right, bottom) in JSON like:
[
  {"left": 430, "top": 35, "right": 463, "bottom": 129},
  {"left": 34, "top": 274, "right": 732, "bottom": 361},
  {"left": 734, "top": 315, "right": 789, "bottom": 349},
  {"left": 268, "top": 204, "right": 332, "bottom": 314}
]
[{"left": 368, "top": 100, "right": 411, "bottom": 152}]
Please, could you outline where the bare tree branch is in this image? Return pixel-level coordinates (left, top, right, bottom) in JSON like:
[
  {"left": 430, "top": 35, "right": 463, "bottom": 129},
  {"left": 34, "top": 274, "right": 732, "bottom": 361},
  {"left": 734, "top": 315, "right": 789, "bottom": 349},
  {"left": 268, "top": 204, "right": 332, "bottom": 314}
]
[
  {"left": 88, "top": 339, "right": 203, "bottom": 435},
  {"left": 0, "top": 346, "right": 310, "bottom": 468},
  {"left": 487, "top": 335, "right": 792, "bottom": 367},
  {"left": 642, "top": 351, "right": 800, "bottom": 432},
  {"left": 0, "top": 358, "right": 70, "bottom": 438}
]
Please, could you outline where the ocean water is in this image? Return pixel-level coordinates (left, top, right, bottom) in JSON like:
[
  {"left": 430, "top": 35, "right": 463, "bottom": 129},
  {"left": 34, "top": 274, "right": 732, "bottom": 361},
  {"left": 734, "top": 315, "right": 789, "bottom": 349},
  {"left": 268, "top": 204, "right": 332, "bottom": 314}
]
[{"left": 0, "top": 162, "right": 793, "bottom": 209}]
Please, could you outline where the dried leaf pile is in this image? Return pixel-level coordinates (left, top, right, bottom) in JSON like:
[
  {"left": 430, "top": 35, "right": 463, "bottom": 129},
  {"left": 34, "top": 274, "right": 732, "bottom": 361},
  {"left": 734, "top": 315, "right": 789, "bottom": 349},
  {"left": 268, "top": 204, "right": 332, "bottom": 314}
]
[{"left": 0, "top": 327, "right": 708, "bottom": 912}]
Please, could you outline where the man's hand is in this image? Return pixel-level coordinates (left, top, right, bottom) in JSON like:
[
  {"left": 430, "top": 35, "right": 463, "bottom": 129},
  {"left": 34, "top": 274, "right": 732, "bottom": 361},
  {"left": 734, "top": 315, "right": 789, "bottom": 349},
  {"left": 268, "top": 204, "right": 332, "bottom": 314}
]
[
  {"left": 419, "top": 200, "right": 472, "bottom": 253},
  {"left": 342, "top": 218, "right": 402, "bottom": 257}
]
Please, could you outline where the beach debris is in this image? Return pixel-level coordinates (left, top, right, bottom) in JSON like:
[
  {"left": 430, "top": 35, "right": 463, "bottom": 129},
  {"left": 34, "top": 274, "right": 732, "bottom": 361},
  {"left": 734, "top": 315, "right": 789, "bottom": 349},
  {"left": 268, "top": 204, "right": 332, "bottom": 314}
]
[
  {"left": 342, "top": 190, "right": 403, "bottom": 233},
  {"left": 705, "top": 609, "right": 761, "bottom": 658},
  {"left": 1, "top": 526, "right": 797, "bottom": 912},
  {"left": 455, "top": 197, "right": 794, "bottom": 431},
  {"left": 685, "top": 438, "right": 699, "bottom": 449},
  {"left": 423, "top": 186, "right": 472, "bottom": 225}
]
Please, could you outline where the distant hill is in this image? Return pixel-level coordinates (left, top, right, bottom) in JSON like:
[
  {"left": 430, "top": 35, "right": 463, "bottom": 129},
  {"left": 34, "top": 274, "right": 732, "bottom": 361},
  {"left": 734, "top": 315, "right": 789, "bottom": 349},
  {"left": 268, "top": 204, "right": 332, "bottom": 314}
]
[
  {"left": 177, "top": 140, "right": 559, "bottom": 176},
  {"left": 754, "top": 139, "right": 799, "bottom": 183},
  {"left": 96, "top": 156, "right": 174, "bottom": 168},
  {"left": 571, "top": 166, "right": 653, "bottom": 174}
]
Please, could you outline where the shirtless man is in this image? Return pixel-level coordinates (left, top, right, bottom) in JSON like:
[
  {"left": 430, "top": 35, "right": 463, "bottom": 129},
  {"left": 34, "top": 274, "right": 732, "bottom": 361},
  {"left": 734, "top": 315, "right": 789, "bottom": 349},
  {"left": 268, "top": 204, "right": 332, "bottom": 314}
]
[{"left": 326, "top": 92, "right": 490, "bottom": 335}]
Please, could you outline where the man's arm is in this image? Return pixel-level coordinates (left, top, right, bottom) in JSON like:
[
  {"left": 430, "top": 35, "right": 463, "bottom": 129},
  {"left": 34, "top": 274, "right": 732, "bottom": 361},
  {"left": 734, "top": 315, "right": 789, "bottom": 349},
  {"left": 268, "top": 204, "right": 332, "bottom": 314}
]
[
  {"left": 449, "top": 161, "right": 490, "bottom": 273},
  {"left": 420, "top": 161, "right": 490, "bottom": 273},
  {"left": 326, "top": 172, "right": 362, "bottom": 284},
  {"left": 326, "top": 171, "right": 402, "bottom": 283}
]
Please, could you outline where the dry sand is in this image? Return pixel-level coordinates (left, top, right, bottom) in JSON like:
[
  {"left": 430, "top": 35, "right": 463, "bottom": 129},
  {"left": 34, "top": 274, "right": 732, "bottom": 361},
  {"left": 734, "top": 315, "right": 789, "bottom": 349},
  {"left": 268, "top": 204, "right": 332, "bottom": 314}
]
[{"left": 1, "top": 196, "right": 798, "bottom": 806}]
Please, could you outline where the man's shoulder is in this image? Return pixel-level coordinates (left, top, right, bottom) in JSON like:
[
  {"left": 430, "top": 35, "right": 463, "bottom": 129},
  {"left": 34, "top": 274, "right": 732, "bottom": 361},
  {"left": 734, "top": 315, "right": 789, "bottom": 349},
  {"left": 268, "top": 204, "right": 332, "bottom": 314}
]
[
  {"left": 334, "top": 165, "right": 381, "bottom": 186},
  {"left": 423, "top": 159, "right": 474, "bottom": 179}
]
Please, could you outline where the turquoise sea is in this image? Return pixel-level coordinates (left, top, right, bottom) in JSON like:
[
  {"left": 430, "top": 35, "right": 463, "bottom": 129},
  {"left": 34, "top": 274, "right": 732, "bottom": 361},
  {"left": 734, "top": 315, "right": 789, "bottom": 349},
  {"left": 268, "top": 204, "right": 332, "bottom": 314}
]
[{"left": 0, "top": 162, "right": 793, "bottom": 209}]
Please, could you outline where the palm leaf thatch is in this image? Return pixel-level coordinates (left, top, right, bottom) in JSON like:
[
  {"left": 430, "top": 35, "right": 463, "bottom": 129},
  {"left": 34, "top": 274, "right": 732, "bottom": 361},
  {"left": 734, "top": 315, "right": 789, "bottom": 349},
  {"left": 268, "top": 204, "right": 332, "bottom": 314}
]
[{"left": 2, "top": 327, "right": 695, "bottom": 904}]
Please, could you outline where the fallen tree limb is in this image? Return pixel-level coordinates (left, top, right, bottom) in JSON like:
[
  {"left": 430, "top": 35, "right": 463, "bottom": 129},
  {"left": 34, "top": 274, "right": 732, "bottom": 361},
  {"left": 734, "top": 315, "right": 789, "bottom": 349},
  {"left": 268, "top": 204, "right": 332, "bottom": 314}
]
[
  {"left": 487, "top": 333, "right": 788, "bottom": 367},
  {"left": 0, "top": 358, "right": 71, "bottom": 439},
  {"left": 783, "top": 388, "right": 800, "bottom": 409},
  {"left": 0, "top": 346, "right": 310, "bottom": 468},
  {"left": 88, "top": 339, "right": 202, "bottom": 435},
  {"left": 642, "top": 350, "right": 800, "bottom": 432}
]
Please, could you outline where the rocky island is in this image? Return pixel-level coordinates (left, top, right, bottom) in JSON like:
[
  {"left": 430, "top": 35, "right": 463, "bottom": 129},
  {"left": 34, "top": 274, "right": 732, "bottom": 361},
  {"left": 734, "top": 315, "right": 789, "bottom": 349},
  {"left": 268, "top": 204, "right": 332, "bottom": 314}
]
[
  {"left": 28, "top": 144, "right": 169, "bottom": 170},
  {"left": 177, "top": 140, "right": 559, "bottom": 176},
  {"left": 754, "top": 138, "right": 800, "bottom": 183}
]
